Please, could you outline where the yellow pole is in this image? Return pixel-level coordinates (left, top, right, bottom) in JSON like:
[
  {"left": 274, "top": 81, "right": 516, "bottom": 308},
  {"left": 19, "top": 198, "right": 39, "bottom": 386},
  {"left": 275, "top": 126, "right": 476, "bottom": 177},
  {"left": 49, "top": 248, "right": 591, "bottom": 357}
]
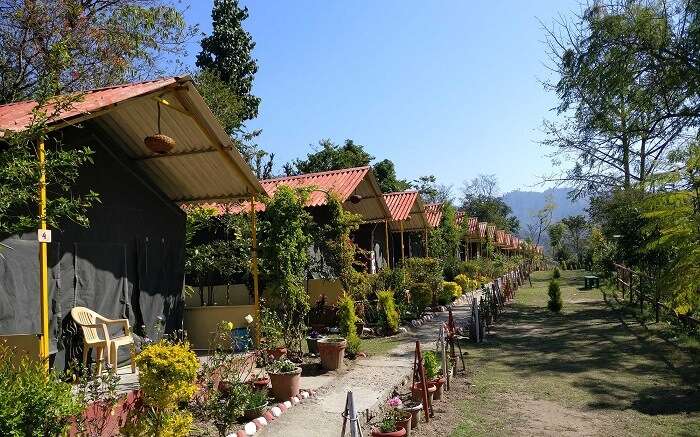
[
  {"left": 384, "top": 220, "right": 390, "bottom": 268},
  {"left": 38, "top": 138, "right": 49, "bottom": 369},
  {"left": 250, "top": 195, "right": 260, "bottom": 349},
  {"left": 400, "top": 221, "right": 405, "bottom": 264}
]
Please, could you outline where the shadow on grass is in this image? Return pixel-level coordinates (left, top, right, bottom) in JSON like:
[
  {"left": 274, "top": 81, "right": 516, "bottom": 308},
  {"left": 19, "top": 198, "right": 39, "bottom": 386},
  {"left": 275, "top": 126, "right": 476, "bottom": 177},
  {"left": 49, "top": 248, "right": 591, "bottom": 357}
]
[{"left": 466, "top": 290, "right": 700, "bottom": 416}]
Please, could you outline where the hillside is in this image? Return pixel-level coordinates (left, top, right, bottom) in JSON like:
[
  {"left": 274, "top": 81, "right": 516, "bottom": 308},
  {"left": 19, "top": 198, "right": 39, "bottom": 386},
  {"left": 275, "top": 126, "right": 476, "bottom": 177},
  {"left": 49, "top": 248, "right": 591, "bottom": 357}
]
[{"left": 502, "top": 188, "right": 589, "bottom": 247}]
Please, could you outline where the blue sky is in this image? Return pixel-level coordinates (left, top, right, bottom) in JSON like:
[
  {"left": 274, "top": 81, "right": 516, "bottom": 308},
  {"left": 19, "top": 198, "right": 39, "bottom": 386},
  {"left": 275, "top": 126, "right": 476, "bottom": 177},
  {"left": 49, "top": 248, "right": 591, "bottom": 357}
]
[{"left": 180, "top": 1, "right": 581, "bottom": 195}]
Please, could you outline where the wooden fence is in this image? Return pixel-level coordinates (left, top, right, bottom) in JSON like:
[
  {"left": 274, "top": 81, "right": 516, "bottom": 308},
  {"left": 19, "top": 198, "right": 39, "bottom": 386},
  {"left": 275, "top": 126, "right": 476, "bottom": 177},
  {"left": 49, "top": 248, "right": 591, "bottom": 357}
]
[{"left": 613, "top": 263, "right": 699, "bottom": 328}]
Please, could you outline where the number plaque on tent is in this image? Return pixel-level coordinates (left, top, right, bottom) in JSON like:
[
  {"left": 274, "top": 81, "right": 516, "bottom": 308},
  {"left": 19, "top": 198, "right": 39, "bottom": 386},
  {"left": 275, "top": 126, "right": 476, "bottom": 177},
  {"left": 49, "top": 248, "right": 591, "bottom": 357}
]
[{"left": 37, "top": 229, "right": 52, "bottom": 243}]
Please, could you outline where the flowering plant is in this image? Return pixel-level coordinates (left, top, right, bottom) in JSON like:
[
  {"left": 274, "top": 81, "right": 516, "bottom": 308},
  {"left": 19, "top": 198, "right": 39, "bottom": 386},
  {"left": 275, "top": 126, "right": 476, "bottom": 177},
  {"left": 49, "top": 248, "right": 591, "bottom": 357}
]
[{"left": 378, "top": 396, "right": 408, "bottom": 432}]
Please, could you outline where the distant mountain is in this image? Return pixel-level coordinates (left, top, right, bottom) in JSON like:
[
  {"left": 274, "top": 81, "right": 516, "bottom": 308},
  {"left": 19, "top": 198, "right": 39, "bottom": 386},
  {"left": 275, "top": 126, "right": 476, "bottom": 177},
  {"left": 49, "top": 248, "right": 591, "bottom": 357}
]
[{"left": 502, "top": 188, "right": 589, "bottom": 249}]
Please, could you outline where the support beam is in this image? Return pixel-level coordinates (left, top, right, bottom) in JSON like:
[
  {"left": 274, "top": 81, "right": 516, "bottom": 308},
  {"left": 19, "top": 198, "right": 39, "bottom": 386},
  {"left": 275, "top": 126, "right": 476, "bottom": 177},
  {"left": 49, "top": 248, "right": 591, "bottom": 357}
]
[
  {"left": 400, "top": 221, "right": 405, "bottom": 264},
  {"left": 38, "top": 138, "right": 49, "bottom": 369},
  {"left": 384, "top": 220, "right": 390, "bottom": 269},
  {"left": 250, "top": 195, "right": 260, "bottom": 349},
  {"left": 132, "top": 148, "right": 224, "bottom": 161}
]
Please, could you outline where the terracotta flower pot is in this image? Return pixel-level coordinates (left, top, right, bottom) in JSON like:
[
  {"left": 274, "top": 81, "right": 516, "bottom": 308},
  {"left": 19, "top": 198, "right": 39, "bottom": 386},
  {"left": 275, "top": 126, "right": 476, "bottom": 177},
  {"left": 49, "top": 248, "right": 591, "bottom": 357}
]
[
  {"left": 400, "top": 401, "right": 423, "bottom": 429},
  {"left": 267, "top": 346, "right": 287, "bottom": 360},
  {"left": 410, "top": 382, "right": 436, "bottom": 404},
  {"left": 252, "top": 376, "right": 270, "bottom": 390},
  {"left": 371, "top": 427, "right": 406, "bottom": 437},
  {"left": 432, "top": 376, "right": 446, "bottom": 400},
  {"left": 244, "top": 402, "right": 268, "bottom": 421},
  {"left": 317, "top": 338, "right": 347, "bottom": 370},
  {"left": 395, "top": 410, "right": 412, "bottom": 436},
  {"left": 268, "top": 367, "right": 301, "bottom": 401}
]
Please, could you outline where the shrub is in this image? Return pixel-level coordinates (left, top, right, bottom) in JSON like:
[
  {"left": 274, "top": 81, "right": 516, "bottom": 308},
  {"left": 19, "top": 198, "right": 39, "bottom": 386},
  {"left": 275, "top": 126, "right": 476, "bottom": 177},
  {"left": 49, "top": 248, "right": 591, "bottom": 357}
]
[
  {"left": 337, "top": 295, "right": 362, "bottom": 355},
  {"left": 409, "top": 282, "right": 432, "bottom": 315},
  {"left": 376, "top": 290, "right": 400, "bottom": 334},
  {"left": 422, "top": 351, "right": 441, "bottom": 380},
  {"left": 442, "top": 281, "right": 462, "bottom": 302},
  {"left": 552, "top": 267, "right": 561, "bottom": 279},
  {"left": 547, "top": 280, "right": 563, "bottom": 312},
  {"left": 122, "top": 340, "right": 198, "bottom": 436},
  {"left": 0, "top": 344, "right": 83, "bottom": 437},
  {"left": 403, "top": 257, "right": 443, "bottom": 305},
  {"left": 454, "top": 274, "right": 479, "bottom": 294}
]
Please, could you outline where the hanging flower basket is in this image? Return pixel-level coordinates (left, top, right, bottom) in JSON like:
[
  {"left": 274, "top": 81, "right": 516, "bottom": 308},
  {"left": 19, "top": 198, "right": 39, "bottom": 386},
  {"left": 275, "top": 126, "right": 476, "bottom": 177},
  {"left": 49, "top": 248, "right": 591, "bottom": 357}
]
[{"left": 144, "top": 134, "right": 175, "bottom": 154}]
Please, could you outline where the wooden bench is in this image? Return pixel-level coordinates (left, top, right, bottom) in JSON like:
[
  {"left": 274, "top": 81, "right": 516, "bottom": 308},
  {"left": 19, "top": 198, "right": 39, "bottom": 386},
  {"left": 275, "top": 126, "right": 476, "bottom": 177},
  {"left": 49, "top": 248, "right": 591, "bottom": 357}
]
[{"left": 584, "top": 275, "right": 600, "bottom": 289}]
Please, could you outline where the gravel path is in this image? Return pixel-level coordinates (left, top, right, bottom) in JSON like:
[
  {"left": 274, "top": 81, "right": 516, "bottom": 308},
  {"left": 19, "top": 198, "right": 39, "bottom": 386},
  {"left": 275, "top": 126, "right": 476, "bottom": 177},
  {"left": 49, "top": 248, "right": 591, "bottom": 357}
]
[{"left": 257, "top": 297, "right": 475, "bottom": 437}]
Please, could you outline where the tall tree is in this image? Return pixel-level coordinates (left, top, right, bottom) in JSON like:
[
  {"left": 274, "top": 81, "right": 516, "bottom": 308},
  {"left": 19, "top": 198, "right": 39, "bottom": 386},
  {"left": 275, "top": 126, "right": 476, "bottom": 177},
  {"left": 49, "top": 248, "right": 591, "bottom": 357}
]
[
  {"left": 543, "top": 1, "right": 691, "bottom": 198},
  {"left": 289, "top": 139, "right": 373, "bottom": 175},
  {"left": 373, "top": 159, "right": 411, "bottom": 193},
  {"left": 461, "top": 174, "right": 519, "bottom": 232},
  {"left": 197, "top": 0, "right": 260, "bottom": 124},
  {"left": 527, "top": 195, "right": 555, "bottom": 248},
  {"left": 561, "top": 215, "right": 589, "bottom": 266},
  {"left": 0, "top": 0, "right": 193, "bottom": 104},
  {"left": 414, "top": 175, "right": 453, "bottom": 204},
  {"left": 429, "top": 203, "right": 461, "bottom": 279}
]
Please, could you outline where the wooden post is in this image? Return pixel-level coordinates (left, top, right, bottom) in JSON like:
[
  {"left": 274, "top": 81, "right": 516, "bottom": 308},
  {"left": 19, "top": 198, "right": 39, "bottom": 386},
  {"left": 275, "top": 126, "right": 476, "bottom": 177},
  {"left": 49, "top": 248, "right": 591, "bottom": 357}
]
[
  {"left": 384, "top": 220, "right": 390, "bottom": 268},
  {"left": 424, "top": 227, "right": 429, "bottom": 257},
  {"left": 38, "top": 137, "right": 50, "bottom": 369},
  {"left": 411, "top": 341, "right": 431, "bottom": 422},
  {"left": 250, "top": 195, "right": 260, "bottom": 349},
  {"left": 400, "top": 220, "right": 405, "bottom": 264}
]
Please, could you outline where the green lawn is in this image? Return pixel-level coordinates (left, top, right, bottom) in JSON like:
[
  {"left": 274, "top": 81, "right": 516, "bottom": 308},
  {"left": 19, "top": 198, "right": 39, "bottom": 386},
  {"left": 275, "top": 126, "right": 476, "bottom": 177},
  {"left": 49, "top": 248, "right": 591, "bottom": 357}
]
[{"left": 452, "top": 270, "right": 700, "bottom": 437}]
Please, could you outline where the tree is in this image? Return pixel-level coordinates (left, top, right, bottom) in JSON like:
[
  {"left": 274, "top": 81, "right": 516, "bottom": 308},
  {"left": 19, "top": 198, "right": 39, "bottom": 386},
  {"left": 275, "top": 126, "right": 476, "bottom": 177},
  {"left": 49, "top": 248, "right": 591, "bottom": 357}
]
[
  {"left": 414, "top": 175, "right": 453, "bottom": 204},
  {"left": 428, "top": 203, "right": 461, "bottom": 279},
  {"left": 288, "top": 139, "right": 373, "bottom": 175},
  {"left": 461, "top": 174, "right": 519, "bottom": 232},
  {"left": 0, "top": 0, "right": 193, "bottom": 104},
  {"left": 258, "top": 186, "right": 313, "bottom": 351},
  {"left": 462, "top": 174, "right": 499, "bottom": 198},
  {"left": 197, "top": 0, "right": 260, "bottom": 124},
  {"left": 527, "top": 195, "right": 555, "bottom": 247},
  {"left": 542, "top": 1, "right": 691, "bottom": 198},
  {"left": 373, "top": 159, "right": 411, "bottom": 193},
  {"left": 561, "top": 215, "right": 589, "bottom": 267}
]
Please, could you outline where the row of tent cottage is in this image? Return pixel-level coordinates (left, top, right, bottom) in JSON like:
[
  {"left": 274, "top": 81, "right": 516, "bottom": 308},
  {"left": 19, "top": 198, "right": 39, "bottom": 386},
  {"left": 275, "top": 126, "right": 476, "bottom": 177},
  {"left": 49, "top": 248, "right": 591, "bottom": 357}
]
[{"left": 0, "top": 76, "right": 543, "bottom": 367}]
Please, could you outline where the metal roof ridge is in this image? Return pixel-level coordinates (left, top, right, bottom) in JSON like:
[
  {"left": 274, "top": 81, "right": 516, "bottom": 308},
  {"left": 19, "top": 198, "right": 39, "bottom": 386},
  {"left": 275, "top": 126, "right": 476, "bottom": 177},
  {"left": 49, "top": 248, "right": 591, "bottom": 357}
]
[{"left": 261, "top": 165, "right": 371, "bottom": 183}]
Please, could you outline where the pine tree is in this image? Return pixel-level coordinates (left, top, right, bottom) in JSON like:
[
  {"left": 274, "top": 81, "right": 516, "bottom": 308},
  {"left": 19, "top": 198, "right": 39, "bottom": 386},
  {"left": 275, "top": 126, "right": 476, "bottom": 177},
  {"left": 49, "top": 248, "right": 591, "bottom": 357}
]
[
  {"left": 547, "top": 280, "right": 563, "bottom": 312},
  {"left": 197, "top": 0, "right": 260, "bottom": 124}
]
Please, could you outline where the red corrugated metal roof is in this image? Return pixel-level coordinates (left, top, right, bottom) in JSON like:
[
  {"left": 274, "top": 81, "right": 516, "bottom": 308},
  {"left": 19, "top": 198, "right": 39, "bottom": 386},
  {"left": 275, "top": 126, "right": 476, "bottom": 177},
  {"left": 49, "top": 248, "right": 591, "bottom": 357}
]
[
  {"left": 384, "top": 191, "right": 419, "bottom": 221},
  {"left": 487, "top": 225, "right": 496, "bottom": 239},
  {"left": 209, "top": 166, "right": 373, "bottom": 214},
  {"left": 0, "top": 78, "right": 178, "bottom": 132},
  {"left": 479, "top": 222, "right": 488, "bottom": 238},
  {"left": 425, "top": 203, "right": 443, "bottom": 228},
  {"left": 455, "top": 211, "right": 465, "bottom": 224},
  {"left": 467, "top": 217, "right": 479, "bottom": 236}
]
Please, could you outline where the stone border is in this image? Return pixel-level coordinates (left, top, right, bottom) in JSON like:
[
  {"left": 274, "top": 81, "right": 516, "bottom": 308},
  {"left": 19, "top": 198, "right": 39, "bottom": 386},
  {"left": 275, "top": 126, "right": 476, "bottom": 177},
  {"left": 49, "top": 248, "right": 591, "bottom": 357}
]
[{"left": 229, "top": 389, "right": 317, "bottom": 437}]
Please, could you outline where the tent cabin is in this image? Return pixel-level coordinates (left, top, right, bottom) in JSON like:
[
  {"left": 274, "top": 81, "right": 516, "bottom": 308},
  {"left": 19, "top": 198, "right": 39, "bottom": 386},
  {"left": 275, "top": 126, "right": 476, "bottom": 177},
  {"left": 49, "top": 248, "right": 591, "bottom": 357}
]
[
  {"left": 384, "top": 191, "right": 429, "bottom": 266},
  {"left": 197, "top": 166, "right": 392, "bottom": 313},
  {"left": 424, "top": 203, "right": 444, "bottom": 230},
  {"left": 0, "top": 77, "right": 263, "bottom": 367},
  {"left": 463, "top": 217, "right": 481, "bottom": 259}
]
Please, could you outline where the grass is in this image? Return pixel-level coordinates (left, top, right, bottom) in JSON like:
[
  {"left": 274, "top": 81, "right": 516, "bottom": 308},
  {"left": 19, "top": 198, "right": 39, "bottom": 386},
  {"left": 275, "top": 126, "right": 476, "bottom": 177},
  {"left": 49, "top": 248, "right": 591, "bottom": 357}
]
[
  {"left": 361, "top": 334, "right": 406, "bottom": 356},
  {"left": 451, "top": 269, "right": 700, "bottom": 437}
]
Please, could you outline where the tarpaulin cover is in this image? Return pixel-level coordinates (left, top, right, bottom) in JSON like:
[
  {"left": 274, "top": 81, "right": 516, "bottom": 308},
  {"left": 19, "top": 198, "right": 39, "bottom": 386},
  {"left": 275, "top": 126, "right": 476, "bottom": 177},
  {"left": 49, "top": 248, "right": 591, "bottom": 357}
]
[{"left": 0, "top": 124, "right": 185, "bottom": 369}]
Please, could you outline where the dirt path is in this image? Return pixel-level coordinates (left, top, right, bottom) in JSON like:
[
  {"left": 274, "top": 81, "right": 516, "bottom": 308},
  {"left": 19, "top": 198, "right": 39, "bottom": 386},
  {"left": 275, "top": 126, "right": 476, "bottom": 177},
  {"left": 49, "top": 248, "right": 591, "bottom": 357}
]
[
  {"left": 257, "top": 299, "right": 474, "bottom": 437},
  {"left": 445, "top": 270, "right": 700, "bottom": 437}
]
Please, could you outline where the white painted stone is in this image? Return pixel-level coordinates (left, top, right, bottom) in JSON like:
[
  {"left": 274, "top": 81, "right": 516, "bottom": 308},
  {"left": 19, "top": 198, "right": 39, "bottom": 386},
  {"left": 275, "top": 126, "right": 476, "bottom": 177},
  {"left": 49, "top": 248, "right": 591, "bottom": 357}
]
[
  {"left": 256, "top": 417, "right": 268, "bottom": 427},
  {"left": 283, "top": 401, "right": 292, "bottom": 409},
  {"left": 292, "top": 396, "right": 300, "bottom": 404},
  {"left": 271, "top": 406, "right": 282, "bottom": 417},
  {"left": 300, "top": 391, "right": 310, "bottom": 399},
  {"left": 244, "top": 422, "right": 257, "bottom": 435},
  {"left": 398, "top": 327, "right": 408, "bottom": 334}
]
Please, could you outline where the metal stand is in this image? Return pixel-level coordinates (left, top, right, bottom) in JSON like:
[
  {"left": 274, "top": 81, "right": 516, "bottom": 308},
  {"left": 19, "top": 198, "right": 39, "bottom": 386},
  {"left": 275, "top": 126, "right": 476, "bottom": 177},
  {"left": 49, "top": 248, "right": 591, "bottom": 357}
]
[{"left": 341, "top": 391, "right": 363, "bottom": 437}]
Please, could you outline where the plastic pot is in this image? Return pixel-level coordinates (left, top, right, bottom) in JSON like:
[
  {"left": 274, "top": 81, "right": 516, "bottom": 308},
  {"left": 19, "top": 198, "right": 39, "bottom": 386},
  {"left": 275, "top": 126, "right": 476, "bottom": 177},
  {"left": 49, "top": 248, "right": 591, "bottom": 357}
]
[
  {"left": 400, "top": 401, "right": 423, "bottom": 429},
  {"left": 266, "top": 346, "right": 287, "bottom": 360},
  {"left": 252, "top": 376, "right": 270, "bottom": 391},
  {"left": 395, "top": 410, "right": 412, "bottom": 436},
  {"left": 268, "top": 367, "right": 301, "bottom": 401},
  {"left": 317, "top": 337, "right": 347, "bottom": 370},
  {"left": 306, "top": 336, "right": 323, "bottom": 355},
  {"left": 410, "top": 382, "right": 436, "bottom": 404}
]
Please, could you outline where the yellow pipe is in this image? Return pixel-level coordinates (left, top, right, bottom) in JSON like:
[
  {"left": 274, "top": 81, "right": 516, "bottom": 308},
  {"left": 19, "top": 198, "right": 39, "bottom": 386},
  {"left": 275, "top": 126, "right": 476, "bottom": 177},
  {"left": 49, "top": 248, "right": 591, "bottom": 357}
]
[
  {"left": 384, "top": 220, "right": 390, "bottom": 269},
  {"left": 250, "top": 195, "right": 260, "bottom": 349},
  {"left": 38, "top": 138, "right": 49, "bottom": 369}
]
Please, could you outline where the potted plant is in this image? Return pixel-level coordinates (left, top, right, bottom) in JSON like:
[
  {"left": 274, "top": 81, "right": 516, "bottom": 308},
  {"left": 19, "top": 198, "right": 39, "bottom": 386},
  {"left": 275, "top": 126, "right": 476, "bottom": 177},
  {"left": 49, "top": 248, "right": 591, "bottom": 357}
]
[
  {"left": 261, "top": 307, "right": 287, "bottom": 359},
  {"left": 371, "top": 397, "right": 407, "bottom": 437},
  {"left": 306, "top": 330, "right": 323, "bottom": 356},
  {"left": 250, "top": 370, "right": 270, "bottom": 391},
  {"left": 317, "top": 336, "right": 347, "bottom": 370},
  {"left": 266, "top": 359, "right": 302, "bottom": 401},
  {"left": 423, "top": 351, "right": 446, "bottom": 400},
  {"left": 410, "top": 381, "right": 436, "bottom": 406},
  {"left": 244, "top": 389, "right": 269, "bottom": 420}
]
